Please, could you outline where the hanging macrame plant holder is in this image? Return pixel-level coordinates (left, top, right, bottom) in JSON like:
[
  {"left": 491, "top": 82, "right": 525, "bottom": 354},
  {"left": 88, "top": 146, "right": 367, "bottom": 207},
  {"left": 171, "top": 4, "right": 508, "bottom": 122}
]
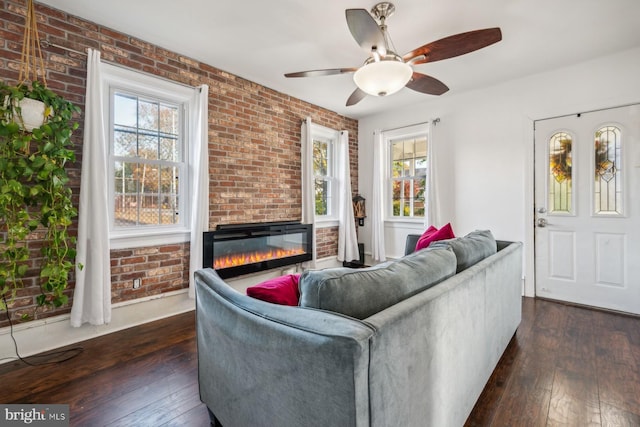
[{"left": 8, "top": 0, "right": 50, "bottom": 131}]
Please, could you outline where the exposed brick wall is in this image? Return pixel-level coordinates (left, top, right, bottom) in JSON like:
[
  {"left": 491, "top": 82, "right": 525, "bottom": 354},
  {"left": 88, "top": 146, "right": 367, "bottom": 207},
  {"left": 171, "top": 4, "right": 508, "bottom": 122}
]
[
  {"left": 316, "top": 227, "right": 339, "bottom": 260},
  {"left": 0, "top": 0, "right": 358, "bottom": 327},
  {"left": 110, "top": 243, "right": 190, "bottom": 304}
]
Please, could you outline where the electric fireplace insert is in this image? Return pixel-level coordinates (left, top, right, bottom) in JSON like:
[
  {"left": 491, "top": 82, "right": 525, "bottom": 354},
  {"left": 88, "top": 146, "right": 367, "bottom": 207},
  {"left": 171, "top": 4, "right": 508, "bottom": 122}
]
[{"left": 203, "top": 221, "right": 313, "bottom": 279}]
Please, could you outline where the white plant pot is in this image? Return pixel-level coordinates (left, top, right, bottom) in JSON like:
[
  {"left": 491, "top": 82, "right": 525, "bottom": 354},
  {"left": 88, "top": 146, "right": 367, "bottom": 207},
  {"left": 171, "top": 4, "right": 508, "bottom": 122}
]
[{"left": 17, "top": 97, "right": 47, "bottom": 132}]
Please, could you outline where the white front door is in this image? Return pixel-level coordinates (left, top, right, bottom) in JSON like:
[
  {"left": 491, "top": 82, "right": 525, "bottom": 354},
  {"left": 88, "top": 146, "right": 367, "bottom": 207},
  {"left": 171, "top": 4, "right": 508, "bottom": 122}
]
[{"left": 534, "top": 104, "right": 640, "bottom": 314}]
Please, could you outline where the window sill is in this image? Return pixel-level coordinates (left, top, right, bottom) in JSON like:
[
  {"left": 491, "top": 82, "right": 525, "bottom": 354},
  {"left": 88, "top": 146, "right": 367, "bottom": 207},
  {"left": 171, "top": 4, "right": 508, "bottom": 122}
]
[
  {"left": 110, "top": 229, "right": 190, "bottom": 250},
  {"left": 384, "top": 218, "right": 425, "bottom": 229},
  {"left": 315, "top": 218, "right": 339, "bottom": 229}
]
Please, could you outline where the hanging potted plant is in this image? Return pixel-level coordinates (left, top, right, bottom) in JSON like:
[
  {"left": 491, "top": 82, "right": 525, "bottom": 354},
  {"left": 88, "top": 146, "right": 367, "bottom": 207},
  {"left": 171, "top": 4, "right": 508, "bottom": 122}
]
[
  {"left": 3, "top": 90, "right": 49, "bottom": 132},
  {"left": 0, "top": 0, "right": 81, "bottom": 316},
  {"left": 4, "top": 0, "right": 52, "bottom": 132}
]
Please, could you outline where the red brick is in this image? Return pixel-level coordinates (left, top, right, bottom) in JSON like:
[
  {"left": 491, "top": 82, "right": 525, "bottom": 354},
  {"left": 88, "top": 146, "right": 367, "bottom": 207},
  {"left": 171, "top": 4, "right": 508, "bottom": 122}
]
[{"left": 119, "top": 256, "right": 147, "bottom": 265}]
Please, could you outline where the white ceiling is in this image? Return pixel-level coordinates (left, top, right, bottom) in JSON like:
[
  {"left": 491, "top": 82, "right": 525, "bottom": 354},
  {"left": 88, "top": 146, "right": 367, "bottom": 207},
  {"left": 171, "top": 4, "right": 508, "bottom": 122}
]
[{"left": 38, "top": 0, "right": 640, "bottom": 119}]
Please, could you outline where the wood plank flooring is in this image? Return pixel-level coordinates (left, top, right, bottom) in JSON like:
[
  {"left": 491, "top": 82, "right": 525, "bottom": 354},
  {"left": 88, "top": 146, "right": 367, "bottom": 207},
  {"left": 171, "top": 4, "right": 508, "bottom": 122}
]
[
  {"left": 1, "top": 297, "right": 639, "bottom": 426},
  {"left": 466, "top": 298, "right": 640, "bottom": 427}
]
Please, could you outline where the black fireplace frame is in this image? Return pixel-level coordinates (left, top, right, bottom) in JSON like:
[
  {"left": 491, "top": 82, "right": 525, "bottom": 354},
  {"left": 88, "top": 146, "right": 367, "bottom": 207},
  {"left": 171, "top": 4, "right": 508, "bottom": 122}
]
[{"left": 203, "top": 221, "right": 313, "bottom": 279}]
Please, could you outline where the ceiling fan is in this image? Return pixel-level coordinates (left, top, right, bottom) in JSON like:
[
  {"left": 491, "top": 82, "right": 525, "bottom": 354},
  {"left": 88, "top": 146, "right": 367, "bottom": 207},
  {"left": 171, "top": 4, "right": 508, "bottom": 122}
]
[{"left": 284, "top": 2, "right": 502, "bottom": 106}]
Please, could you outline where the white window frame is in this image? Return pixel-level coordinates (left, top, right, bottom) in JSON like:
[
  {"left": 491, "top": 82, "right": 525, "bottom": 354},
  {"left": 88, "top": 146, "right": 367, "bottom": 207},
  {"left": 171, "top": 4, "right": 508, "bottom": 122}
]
[
  {"left": 310, "top": 124, "right": 340, "bottom": 227},
  {"left": 102, "top": 64, "right": 195, "bottom": 249},
  {"left": 383, "top": 123, "right": 430, "bottom": 224}
]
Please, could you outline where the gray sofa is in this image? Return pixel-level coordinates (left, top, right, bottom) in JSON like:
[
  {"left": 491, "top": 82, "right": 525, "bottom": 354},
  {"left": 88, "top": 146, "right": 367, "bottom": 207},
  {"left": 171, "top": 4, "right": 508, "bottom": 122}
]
[{"left": 195, "top": 230, "right": 522, "bottom": 427}]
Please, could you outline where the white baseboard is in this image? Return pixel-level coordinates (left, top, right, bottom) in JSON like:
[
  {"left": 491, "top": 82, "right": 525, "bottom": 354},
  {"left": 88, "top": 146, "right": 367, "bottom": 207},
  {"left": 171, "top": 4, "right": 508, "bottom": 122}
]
[
  {"left": 312, "top": 256, "right": 343, "bottom": 269},
  {"left": 0, "top": 289, "right": 194, "bottom": 365},
  {"left": 0, "top": 256, "right": 344, "bottom": 365}
]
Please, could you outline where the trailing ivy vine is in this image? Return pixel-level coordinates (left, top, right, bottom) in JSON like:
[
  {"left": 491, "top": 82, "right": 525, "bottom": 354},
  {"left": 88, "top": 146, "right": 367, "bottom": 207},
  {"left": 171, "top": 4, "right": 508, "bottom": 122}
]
[{"left": 0, "top": 81, "right": 81, "bottom": 314}]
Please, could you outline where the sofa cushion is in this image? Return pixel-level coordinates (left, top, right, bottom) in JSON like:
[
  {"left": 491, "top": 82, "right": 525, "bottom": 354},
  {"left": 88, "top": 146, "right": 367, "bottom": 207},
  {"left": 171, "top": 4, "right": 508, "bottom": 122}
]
[
  {"left": 246, "top": 274, "right": 301, "bottom": 306},
  {"left": 299, "top": 248, "right": 456, "bottom": 319},
  {"left": 415, "top": 223, "right": 455, "bottom": 251},
  {"left": 429, "top": 229, "right": 497, "bottom": 272}
]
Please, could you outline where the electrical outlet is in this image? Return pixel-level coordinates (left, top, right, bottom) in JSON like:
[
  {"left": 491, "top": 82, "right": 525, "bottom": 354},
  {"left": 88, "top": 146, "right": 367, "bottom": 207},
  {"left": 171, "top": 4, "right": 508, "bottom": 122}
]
[{"left": 133, "top": 278, "right": 141, "bottom": 289}]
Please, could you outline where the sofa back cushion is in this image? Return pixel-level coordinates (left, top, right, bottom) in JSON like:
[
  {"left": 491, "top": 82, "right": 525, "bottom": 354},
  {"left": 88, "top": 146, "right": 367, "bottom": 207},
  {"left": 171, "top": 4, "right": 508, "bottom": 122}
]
[
  {"left": 429, "top": 229, "right": 497, "bottom": 272},
  {"left": 299, "top": 248, "right": 456, "bottom": 319}
]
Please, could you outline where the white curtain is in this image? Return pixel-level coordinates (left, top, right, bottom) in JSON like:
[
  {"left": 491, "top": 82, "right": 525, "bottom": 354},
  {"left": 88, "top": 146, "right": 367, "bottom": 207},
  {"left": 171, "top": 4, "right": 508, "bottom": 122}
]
[
  {"left": 301, "top": 117, "right": 316, "bottom": 267},
  {"left": 426, "top": 119, "right": 441, "bottom": 227},
  {"left": 371, "top": 130, "right": 386, "bottom": 261},
  {"left": 71, "top": 49, "right": 111, "bottom": 327},
  {"left": 337, "top": 131, "right": 360, "bottom": 262},
  {"left": 188, "top": 84, "right": 209, "bottom": 298}
]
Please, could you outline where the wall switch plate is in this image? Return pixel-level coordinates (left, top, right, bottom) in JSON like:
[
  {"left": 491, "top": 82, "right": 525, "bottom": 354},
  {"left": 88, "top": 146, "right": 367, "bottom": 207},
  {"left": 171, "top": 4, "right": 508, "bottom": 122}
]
[{"left": 133, "top": 278, "right": 141, "bottom": 289}]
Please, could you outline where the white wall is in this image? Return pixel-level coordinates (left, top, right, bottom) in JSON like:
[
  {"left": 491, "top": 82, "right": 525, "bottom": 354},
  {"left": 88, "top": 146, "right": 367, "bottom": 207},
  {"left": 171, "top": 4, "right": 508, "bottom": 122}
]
[{"left": 358, "top": 46, "right": 640, "bottom": 296}]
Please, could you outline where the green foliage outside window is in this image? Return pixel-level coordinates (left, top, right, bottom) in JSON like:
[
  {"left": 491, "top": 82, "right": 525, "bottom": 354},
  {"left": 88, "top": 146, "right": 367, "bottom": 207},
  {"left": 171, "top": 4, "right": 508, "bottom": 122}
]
[
  {"left": 313, "top": 139, "right": 330, "bottom": 216},
  {"left": 391, "top": 137, "right": 427, "bottom": 218}
]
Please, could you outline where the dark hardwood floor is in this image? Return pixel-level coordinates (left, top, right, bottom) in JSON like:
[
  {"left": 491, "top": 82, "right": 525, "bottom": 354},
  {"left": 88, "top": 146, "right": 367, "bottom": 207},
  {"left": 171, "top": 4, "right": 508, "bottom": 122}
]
[{"left": 1, "top": 297, "right": 639, "bottom": 426}]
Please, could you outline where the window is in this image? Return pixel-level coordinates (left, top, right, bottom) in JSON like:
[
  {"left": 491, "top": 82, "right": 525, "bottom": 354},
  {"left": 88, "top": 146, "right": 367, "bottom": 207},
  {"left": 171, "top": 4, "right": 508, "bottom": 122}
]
[
  {"left": 112, "top": 93, "right": 182, "bottom": 227},
  {"left": 102, "top": 64, "right": 196, "bottom": 248},
  {"left": 311, "top": 124, "right": 339, "bottom": 223},
  {"left": 548, "top": 131, "right": 573, "bottom": 214},
  {"left": 594, "top": 126, "right": 622, "bottom": 215},
  {"left": 386, "top": 125, "right": 428, "bottom": 219}
]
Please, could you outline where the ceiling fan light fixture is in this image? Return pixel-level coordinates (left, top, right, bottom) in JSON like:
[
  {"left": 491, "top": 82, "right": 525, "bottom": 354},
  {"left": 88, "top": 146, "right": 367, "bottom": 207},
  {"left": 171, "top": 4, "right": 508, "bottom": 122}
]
[
  {"left": 286, "top": 4, "right": 502, "bottom": 106},
  {"left": 353, "top": 59, "right": 412, "bottom": 97}
]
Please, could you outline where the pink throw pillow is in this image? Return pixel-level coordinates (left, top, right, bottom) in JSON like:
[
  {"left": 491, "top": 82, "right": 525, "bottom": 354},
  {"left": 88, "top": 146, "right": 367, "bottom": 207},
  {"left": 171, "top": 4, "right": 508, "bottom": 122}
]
[
  {"left": 415, "top": 223, "right": 455, "bottom": 251},
  {"left": 246, "top": 274, "right": 301, "bottom": 306},
  {"left": 414, "top": 225, "right": 438, "bottom": 251}
]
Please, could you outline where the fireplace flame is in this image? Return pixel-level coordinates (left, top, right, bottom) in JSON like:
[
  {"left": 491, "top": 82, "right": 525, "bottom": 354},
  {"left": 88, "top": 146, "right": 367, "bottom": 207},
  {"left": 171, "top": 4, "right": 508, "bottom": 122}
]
[{"left": 214, "top": 247, "right": 306, "bottom": 269}]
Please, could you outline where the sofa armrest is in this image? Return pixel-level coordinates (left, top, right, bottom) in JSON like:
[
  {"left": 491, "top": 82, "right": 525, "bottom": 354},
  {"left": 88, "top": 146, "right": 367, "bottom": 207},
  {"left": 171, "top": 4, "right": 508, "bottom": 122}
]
[
  {"left": 195, "top": 268, "right": 375, "bottom": 427},
  {"left": 496, "top": 240, "right": 513, "bottom": 251}
]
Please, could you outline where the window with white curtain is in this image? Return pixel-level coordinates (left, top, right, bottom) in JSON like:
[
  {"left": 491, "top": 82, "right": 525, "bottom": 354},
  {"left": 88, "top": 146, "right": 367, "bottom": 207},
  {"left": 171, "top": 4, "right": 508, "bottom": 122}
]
[
  {"left": 384, "top": 124, "right": 429, "bottom": 220},
  {"left": 102, "top": 64, "right": 196, "bottom": 248},
  {"left": 310, "top": 124, "right": 341, "bottom": 226}
]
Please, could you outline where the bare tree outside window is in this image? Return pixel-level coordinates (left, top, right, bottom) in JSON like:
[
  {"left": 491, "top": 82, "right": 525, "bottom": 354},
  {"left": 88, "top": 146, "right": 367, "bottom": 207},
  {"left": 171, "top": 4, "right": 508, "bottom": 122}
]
[{"left": 112, "top": 92, "right": 182, "bottom": 227}]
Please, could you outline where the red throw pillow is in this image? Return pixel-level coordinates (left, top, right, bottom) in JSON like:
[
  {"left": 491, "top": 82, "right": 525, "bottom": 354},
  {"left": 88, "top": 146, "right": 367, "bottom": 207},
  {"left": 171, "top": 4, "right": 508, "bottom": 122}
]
[
  {"left": 415, "top": 223, "right": 455, "bottom": 251},
  {"left": 246, "top": 274, "right": 301, "bottom": 306},
  {"left": 414, "top": 225, "right": 437, "bottom": 251}
]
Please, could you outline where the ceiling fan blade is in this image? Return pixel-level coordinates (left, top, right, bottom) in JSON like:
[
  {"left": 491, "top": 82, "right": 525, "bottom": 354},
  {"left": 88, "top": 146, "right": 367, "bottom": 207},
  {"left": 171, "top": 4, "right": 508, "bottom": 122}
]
[
  {"left": 284, "top": 68, "right": 358, "bottom": 77},
  {"left": 346, "top": 87, "right": 367, "bottom": 106},
  {"left": 406, "top": 72, "right": 449, "bottom": 96},
  {"left": 285, "top": 68, "right": 357, "bottom": 78},
  {"left": 345, "top": 9, "right": 387, "bottom": 56},
  {"left": 403, "top": 27, "right": 502, "bottom": 65}
]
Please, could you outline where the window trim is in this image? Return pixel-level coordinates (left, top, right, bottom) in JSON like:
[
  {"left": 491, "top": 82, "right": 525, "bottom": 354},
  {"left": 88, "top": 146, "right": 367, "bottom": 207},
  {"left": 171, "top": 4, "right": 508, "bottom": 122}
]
[
  {"left": 101, "top": 64, "right": 195, "bottom": 248},
  {"left": 383, "top": 123, "right": 430, "bottom": 223},
  {"left": 310, "top": 123, "right": 340, "bottom": 227}
]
